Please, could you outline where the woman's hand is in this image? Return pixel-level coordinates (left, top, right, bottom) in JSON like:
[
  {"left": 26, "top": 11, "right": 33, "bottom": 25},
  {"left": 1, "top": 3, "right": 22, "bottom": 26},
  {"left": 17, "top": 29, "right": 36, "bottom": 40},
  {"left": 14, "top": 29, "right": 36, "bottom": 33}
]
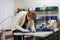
[
  {"left": 24, "top": 29, "right": 30, "bottom": 32},
  {"left": 31, "top": 28, "right": 36, "bottom": 33}
]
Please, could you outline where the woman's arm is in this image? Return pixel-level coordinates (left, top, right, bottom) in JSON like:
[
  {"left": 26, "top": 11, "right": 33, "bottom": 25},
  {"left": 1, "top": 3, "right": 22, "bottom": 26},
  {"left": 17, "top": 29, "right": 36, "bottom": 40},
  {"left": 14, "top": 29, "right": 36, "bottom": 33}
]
[
  {"left": 30, "top": 20, "right": 35, "bottom": 29},
  {"left": 30, "top": 20, "right": 36, "bottom": 32},
  {"left": 12, "top": 12, "right": 27, "bottom": 32},
  {"left": 13, "top": 16, "right": 26, "bottom": 32}
]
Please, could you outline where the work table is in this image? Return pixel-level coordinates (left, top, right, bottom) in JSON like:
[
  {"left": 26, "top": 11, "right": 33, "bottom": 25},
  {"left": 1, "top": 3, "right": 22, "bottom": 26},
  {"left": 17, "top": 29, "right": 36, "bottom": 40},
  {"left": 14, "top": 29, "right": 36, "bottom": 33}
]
[{"left": 14, "top": 28, "right": 59, "bottom": 40}]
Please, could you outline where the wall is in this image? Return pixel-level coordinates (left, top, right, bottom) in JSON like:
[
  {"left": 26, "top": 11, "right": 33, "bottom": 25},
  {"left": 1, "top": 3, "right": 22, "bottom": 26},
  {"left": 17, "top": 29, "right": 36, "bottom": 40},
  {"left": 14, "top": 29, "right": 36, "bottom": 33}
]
[
  {"left": 15, "top": 0, "right": 58, "bottom": 9},
  {"left": 15, "top": 0, "right": 60, "bottom": 20},
  {"left": 58, "top": 1, "right": 60, "bottom": 20},
  {"left": 0, "top": 0, "right": 14, "bottom": 29}
]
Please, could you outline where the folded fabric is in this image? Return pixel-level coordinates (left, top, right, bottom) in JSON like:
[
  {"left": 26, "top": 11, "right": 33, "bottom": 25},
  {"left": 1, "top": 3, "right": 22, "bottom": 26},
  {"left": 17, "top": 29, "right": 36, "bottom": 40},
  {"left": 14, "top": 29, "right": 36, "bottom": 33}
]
[
  {"left": 36, "top": 25, "right": 53, "bottom": 32},
  {"left": 45, "top": 16, "right": 51, "bottom": 20},
  {"left": 51, "top": 16, "right": 58, "bottom": 20},
  {"left": 40, "top": 27, "right": 53, "bottom": 31}
]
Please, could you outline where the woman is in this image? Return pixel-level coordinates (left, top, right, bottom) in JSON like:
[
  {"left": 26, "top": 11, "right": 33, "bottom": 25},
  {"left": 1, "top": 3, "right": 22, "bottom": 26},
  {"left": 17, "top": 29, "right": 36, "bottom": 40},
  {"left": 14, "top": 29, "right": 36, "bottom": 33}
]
[{"left": 12, "top": 11, "right": 36, "bottom": 40}]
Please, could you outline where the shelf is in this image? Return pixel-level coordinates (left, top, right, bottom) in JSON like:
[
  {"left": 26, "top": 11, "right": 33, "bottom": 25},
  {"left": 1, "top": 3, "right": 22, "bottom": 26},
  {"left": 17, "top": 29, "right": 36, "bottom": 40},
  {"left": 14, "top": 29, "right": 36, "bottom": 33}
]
[
  {"left": 35, "top": 6, "right": 58, "bottom": 11},
  {"left": 34, "top": 6, "right": 58, "bottom": 29}
]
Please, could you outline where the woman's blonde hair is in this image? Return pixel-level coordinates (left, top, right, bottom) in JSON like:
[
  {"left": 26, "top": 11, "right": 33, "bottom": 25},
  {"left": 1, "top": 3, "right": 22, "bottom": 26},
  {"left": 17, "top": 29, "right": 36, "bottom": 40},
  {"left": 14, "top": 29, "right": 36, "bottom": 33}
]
[{"left": 27, "top": 11, "right": 36, "bottom": 20}]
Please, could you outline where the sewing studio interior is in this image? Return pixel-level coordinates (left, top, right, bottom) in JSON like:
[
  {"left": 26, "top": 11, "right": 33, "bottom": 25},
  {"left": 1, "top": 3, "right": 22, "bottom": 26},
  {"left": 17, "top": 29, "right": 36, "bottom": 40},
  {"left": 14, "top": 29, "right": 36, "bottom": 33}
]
[{"left": 0, "top": 0, "right": 60, "bottom": 40}]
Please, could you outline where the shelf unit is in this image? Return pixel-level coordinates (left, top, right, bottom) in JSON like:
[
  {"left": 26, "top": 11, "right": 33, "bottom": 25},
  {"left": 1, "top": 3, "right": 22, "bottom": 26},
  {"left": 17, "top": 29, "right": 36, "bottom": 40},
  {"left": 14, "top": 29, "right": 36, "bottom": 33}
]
[{"left": 34, "top": 6, "right": 58, "bottom": 29}]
